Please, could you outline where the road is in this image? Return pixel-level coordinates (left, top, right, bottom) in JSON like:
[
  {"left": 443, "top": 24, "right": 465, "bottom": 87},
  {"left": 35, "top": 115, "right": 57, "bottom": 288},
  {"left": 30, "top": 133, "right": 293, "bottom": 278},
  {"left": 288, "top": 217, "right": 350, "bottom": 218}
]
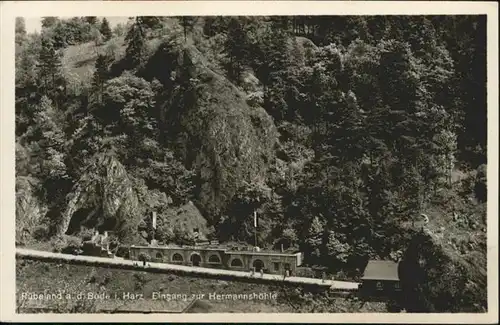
[{"left": 16, "top": 248, "right": 360, "bottom": 292}]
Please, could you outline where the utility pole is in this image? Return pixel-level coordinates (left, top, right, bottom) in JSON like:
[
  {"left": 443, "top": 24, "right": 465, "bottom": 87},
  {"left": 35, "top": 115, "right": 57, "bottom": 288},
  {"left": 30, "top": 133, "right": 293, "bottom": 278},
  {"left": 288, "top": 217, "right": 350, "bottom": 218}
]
[
  {"left": 152, "top": 211, "right": 157, "bottom": 245},
  {"left": 253, "top": 210, "right": 258, "bottom": 248}
]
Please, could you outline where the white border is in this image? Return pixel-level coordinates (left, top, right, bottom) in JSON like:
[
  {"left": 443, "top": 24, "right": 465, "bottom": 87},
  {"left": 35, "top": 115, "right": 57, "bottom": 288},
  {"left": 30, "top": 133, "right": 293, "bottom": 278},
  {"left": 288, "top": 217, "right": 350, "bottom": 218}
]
[{"left": 1, "top": 1, "right": 498, "bottom": 323}]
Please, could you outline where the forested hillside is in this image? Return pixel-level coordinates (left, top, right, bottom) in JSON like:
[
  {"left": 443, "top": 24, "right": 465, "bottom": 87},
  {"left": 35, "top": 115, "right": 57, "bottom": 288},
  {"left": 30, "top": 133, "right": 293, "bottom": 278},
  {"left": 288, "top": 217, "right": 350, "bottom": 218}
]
[{"left": 15, "top": 16, "right": 487, "bottom": 312}]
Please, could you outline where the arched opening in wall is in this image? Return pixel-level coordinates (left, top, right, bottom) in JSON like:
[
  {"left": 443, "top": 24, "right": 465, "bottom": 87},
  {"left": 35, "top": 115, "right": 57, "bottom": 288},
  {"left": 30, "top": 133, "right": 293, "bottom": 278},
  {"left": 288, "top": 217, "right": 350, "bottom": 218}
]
[
  {"left": 208, "top": 254, "right": 221, "bottom": 264},
  {"left": 230, "top": 258, "right": 243, "bottom": 268},
  {"left": 172, "top": 253, "right": 184, "bottom": 263},
  {"left": 253, "top": 259, "right": 265, "bottom": 272},
  {"left": 156, "top": 252, "right": 163, "bottom": 260},
  {"left": 190, "top": 253, "right": 202, "bottom": 266}
]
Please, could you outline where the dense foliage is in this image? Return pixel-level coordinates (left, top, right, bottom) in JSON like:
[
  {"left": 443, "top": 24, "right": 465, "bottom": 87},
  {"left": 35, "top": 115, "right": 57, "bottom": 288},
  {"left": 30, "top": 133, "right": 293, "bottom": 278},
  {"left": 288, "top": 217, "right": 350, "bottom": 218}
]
[{"left": 15, "top": 16, "right": 487, "bottom": 312}]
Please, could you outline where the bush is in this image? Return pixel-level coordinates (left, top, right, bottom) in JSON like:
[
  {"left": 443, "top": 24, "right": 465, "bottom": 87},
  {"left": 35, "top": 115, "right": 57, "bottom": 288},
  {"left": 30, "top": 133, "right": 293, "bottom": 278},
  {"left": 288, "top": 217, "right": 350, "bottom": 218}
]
[
  {"left": 78, "top": 227, "right": 96, "bottom": 241},
  {"left": 101, "top": 272, "right": 112, "bottom": 286},
  {"left": 296, "top": 267, "right": 315, "bottom": 278},
  {"left": 33, "top": 225, "right": 50, "bottom": 241},
  {"left": 138, "top": 253, "right": 150, "bottom": 262},
  {"left": 51, "top": 235, "right": 82, "bottom": 254},
  {"left": 116, "top": 246, "right": 130, "bottom": 258},
  {"left": 474, "top": 164, "right": 487, "bottom": 202}
]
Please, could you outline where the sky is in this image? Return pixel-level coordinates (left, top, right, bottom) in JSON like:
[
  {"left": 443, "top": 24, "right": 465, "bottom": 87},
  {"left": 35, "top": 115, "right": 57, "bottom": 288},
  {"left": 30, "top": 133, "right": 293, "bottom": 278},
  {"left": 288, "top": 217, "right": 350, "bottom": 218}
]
[{"left": 24, "top": 17, "right": 130, "bottom": 34}]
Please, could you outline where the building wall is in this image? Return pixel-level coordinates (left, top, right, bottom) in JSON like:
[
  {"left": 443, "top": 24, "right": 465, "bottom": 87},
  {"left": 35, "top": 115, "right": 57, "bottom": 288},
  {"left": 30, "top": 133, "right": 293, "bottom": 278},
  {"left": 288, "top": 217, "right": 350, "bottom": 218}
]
[
  {"left": 360, "top": 279, "right": 401, "bottom": 297},
  {"left": 128, "top": 246, "right": 300, "bottom": 274},
  {"left": 129, "top": 246, "right": 226, "bottom": 268},
  {"left": 225, "top": 253, "right": 300, "bottom": 275}
]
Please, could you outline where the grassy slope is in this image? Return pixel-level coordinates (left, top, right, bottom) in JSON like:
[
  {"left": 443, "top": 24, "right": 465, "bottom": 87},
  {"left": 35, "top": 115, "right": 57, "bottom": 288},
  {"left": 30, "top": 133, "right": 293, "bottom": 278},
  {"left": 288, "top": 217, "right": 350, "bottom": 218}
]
[{"left": 62, "top": 36, "right": 126, "bottom": 84}]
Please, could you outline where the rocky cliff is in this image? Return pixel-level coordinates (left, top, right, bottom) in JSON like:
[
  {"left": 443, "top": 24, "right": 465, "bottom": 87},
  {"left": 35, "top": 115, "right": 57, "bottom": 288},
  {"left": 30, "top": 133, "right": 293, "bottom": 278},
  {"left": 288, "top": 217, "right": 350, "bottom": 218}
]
[
  {"left": 16, "top": 176, "right": 48, "bottom": 244},
  {"left": 59, "top": 153, "right": 142, "bottom": 243},
  {"left": 145, "top": 40, "right": 279, "bottom": 220},
  {"left": 399, "top": 229, "right": 487, "bottom": 312}
]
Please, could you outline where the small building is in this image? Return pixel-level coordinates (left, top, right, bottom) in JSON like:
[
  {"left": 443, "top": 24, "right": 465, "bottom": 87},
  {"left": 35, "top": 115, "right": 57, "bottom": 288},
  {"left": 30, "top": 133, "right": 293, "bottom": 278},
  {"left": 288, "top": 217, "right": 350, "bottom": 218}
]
[
  {"left": 128, "top": 243, "right": 303, "bottom": 275},
  {"left": 360, "top": 260, "right": 401, "bottom": 297}
]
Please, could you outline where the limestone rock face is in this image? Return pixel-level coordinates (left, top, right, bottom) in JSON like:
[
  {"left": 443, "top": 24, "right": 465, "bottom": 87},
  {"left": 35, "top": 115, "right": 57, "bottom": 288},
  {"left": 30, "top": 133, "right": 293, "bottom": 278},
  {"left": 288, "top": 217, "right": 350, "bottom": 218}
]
[
  {"left": 185, "top": 46, "right": 278, "bottom": 219},
  {"left": 59, "top": 153, "right": 141, "bottom": 243},
  {"left": 399, "top": 231, "right": 486, "bottom": 312},
  {"left": 150, "top": 42, "right": 279, "bottom": 220},
  {"left": 16, "top": 176, "right": 48, "bottom": 243}
]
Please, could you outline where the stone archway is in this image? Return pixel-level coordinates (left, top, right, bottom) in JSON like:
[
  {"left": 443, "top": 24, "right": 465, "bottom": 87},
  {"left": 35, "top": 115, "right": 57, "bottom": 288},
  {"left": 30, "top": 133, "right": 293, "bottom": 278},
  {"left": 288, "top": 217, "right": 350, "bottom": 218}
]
[
  {"left": 172, "top": 253, "right": 184, "bottom": 263},
  {"left": 190, "top": 253, "right": 202, "bottom": 266},
  {"left": 208, "top": 254, "right": 221, "bottom": 264},
  {"left": 253, "top": 259, "right": 265, "bottom": 272},
  {"left": 230, "top": 258, "right": 243, "bottom": 268}
]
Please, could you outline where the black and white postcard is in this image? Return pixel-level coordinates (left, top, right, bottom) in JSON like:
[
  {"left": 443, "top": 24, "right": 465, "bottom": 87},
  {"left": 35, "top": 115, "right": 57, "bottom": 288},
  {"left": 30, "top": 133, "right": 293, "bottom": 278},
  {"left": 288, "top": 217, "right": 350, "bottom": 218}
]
[{"left": 0, "top": 1, "right": 498, "bottom": 323}]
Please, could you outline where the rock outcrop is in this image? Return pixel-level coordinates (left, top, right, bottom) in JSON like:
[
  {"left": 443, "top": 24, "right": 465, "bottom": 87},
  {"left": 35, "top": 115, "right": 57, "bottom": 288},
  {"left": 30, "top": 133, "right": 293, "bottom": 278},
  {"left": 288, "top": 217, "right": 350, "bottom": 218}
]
[
  {"left": 59, "top": 153, "right": 142, "bottom": 243},
  {"left": 147, "top": 40, "right": 279, "bottom": 220},
  {"left": 399, "top": 230, "right": 487, "bottom": 312},
  {"left": 16, "top": 176, "right": 48, "bottom": 243}
]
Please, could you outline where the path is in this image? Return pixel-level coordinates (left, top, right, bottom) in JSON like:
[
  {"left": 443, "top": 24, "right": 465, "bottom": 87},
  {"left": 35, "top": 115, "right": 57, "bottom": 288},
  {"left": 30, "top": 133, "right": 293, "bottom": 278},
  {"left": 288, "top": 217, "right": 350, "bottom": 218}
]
[{"left": 16, "top": 248, "right": 360, "bottom": 292}]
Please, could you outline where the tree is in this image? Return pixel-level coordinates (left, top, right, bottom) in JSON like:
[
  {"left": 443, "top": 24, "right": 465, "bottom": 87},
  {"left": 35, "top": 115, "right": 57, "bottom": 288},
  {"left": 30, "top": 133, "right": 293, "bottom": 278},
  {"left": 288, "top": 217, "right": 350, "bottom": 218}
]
[
  {"left": 156, "top": 223, "right": 175, "bottom": 243},
  {"left": 85, "top": 16, "right": 98, "bottom": 25},
  {"left": 133, "top": 153, "right": 195, "bottom": 205},
  {"left": 377, "top": 40, "right": 420, "bottom": 114},
  {"left": 280, "top": 227, "right": 298, "bottom": 249},
  {"left": 203, "top": 16, "right": 231, "bottom": 37},
  {"left": 100, "top": 17, "right": 112, "bottom": 41},
  {"left": 90, "top": 27, "right": 103, "bottom": 47},
  {"left": 112, "top": 23, "right": 126, "bottom": 37},
  {"left": 98, "top": 73, "right": 157, "bottom": 165},
  {"left": 474, "top": 164, "right": 487, "bottom": 202},
  {"left": 41, "top": 17, "right": 59, "bottom": 29},
  {"left": 325, "top": 231, "right": 351, "bottom": 263},
  {"left": 67, "top": 114, "right": 105, "bottom": 176},
  {"left": 15, "top": 17, "right": 27, "bottom": 46},
  {"left": 37, "top": 36, "right": 64, "bottom": 102},
  {"left": 125, "top": 18, "right": 146, "bottom": 66},
  {"left": 305, "top": 215, "right": 324, "bottom": 261},
  {"left": 180, "top": 17, "right": 197, "bottom": 42},
  {"left": 140, "top": 16, "right": 163, "bottom": 30},
  {"left": 105, "top": 38, "right": 120, "bottom": 61},
  {"left": 91, "top": 53, "right": 111, "bottom": 102},
  {"left": 224, "top": 18, "right": 249, "bottom": 83},
  {"left": 26, "top": 96, "right": 70, "bottom": 226},
  {"left": 252, "top": 26, "right": 291, "bottom": 87}
]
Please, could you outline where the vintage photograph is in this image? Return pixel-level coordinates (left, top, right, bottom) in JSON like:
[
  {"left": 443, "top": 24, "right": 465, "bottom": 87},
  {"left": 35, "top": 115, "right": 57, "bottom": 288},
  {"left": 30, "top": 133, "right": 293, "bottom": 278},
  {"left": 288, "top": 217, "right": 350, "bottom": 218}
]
[{"left": 2, "top": 2, "right": 495, "bottom": 321}]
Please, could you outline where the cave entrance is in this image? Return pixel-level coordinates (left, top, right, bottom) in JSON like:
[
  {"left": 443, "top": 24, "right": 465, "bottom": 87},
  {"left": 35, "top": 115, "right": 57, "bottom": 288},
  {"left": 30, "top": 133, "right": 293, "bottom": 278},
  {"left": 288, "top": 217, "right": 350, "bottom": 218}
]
[{"left": 65, "top": 207, "right": 98, "bottom": 235}]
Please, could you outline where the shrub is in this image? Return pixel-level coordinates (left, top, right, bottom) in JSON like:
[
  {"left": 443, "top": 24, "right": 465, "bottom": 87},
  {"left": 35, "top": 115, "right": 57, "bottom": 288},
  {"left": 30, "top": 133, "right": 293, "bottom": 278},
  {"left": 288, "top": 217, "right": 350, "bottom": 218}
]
[
  {"left": 51, "top": 235, "right": 82, "bottom": 254},
  {"left": 33, "top": 225, "right": 50, "bottom": 241},
  {"left": 138, "top": 253, "right": 150, "bottom": 262},
  {"left": 116, "top": 246, "right": 130, "bottom": 258},
  {"left": 78, "top": 227, "right": 96, "bottom": 241},
  {"left": 101, "top": 272, "right": 112, "bottom": 286},
  {"left": 474, "top": 164, "right": 487, "bottom": 202}
]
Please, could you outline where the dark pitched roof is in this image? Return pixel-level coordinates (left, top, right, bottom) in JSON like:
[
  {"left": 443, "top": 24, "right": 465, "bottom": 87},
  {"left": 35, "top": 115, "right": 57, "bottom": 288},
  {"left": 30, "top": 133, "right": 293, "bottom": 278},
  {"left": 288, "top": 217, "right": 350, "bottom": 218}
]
[{"left": 362, "top": 260, "right": 399, "bottom": 281}]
